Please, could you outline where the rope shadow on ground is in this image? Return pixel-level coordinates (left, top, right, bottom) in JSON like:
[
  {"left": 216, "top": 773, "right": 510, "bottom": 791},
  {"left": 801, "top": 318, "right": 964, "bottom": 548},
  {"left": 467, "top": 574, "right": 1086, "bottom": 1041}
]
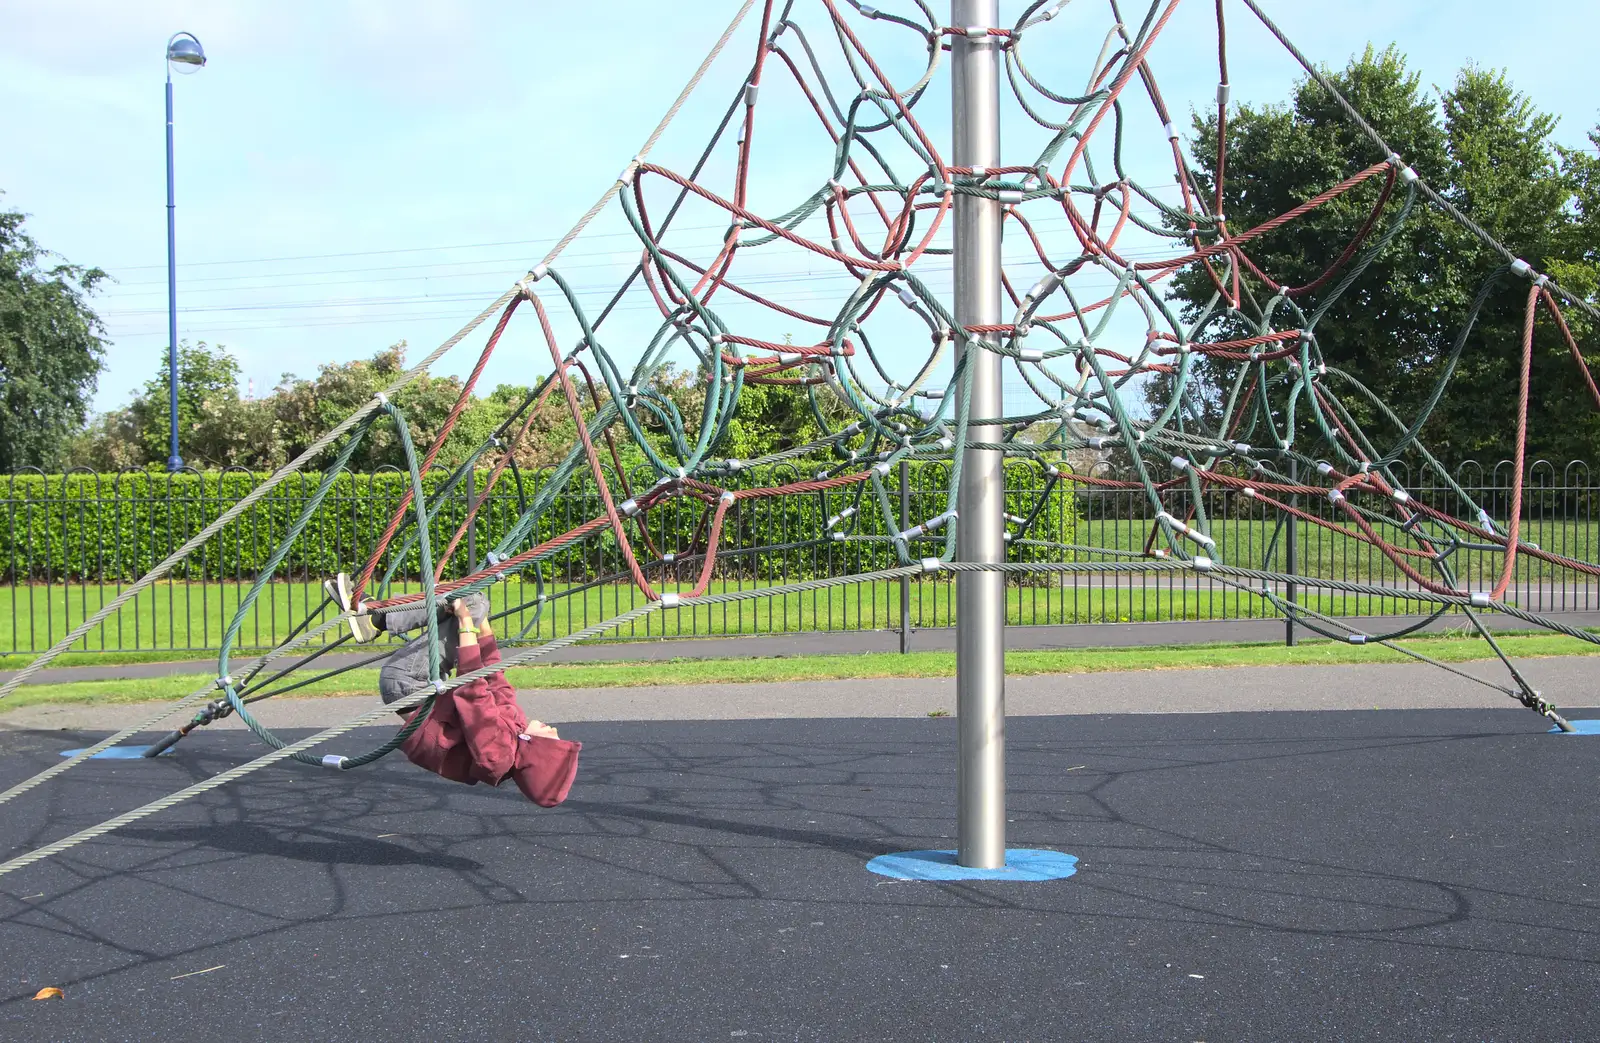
[{"left": 2, "top": 713, "right": 1597, "bottom": 1003}]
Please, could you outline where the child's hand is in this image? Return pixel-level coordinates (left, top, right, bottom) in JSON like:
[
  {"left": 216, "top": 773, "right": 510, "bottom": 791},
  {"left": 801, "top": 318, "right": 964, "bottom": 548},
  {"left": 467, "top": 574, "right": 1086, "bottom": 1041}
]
[
  {"left": 452, "top": 598, "right": 474, "bottom": 624},
  {"left": 521, "top": 721, "right": 560, "bottom": 740}
]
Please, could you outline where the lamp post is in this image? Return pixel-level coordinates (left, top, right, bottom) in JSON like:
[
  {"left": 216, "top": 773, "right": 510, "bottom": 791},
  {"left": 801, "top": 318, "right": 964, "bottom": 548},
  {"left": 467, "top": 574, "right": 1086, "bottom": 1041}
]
[{"left": 165, "top": 32, "right": 206, "bottom": 472}]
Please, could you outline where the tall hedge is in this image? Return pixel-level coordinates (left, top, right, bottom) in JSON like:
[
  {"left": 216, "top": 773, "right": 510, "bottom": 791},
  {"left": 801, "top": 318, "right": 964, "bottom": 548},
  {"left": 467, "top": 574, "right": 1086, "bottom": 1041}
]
[{"left": 0, "top": 465, "right": 1077, "bottom": 583}]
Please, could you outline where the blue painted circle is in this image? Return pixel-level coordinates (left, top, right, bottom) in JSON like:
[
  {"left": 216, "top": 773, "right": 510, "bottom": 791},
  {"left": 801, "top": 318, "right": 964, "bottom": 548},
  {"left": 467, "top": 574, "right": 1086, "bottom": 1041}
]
[
  {"left": 60, "top": 745, "right": 171, "bottom": 759},
  {"left": 866, "top": 848, "right": 1079, "bottom": 882},
  {"left": 1549, "top": 719, "right": 1600, "bottom": 735}
]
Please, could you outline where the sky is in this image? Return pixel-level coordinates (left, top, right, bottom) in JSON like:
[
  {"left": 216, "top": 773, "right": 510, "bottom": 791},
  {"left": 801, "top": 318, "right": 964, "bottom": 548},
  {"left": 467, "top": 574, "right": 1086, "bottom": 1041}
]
[{"left": 2, "top": 0, "right": 1598, "bottom": 417}]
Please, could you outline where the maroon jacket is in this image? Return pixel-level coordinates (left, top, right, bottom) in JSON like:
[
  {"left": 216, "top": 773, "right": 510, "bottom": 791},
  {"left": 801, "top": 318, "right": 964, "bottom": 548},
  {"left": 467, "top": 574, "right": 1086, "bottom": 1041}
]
[{"left": 399, "top": 634, "right": 580, "bottom": 807}]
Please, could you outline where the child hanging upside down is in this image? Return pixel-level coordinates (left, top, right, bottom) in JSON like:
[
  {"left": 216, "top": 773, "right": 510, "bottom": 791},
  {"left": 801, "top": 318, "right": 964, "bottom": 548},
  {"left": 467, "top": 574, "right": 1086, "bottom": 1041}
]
[{"left": 324, "top": 573, "right": 580, "bottom": 806}]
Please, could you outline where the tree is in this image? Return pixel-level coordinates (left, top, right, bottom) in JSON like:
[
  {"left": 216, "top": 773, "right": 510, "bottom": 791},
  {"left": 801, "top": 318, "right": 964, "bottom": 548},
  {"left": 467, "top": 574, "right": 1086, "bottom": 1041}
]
[
  {"left": 266, "top": 343, "right": 481, "bottom": 473},
  {"left": 65, "top": 340, "right": 859, "bottom": 475},
  {"left": 1159, "top": 48, "right": 1600, "bottom": 462},
  {"left": 127, "top": 341, "right": 257, "bottom": 468},
  {"left": 69, "top": 340, "right": 276, "bottom": 470},
  {"left": 72, "top": 342, "right": 571, "bottom": 474},
  {"left": 0, "top": 202, "right": 107, "bottom": 470},
  {"left": 1427, "top": 67, "right": 1598, "bottom": 462}
]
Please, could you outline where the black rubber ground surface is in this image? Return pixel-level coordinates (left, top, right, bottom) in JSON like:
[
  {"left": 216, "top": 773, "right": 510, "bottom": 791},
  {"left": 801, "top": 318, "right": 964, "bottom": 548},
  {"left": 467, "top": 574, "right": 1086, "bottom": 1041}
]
[{"left": 1, "top": 709, "right": 1596, "bottom": 1042}]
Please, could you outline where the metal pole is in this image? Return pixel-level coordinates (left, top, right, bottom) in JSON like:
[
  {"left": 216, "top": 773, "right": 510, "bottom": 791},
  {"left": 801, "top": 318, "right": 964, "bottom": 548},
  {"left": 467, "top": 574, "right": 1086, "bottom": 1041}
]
[
  {"left": 467, "top": 465, "right": 478, "bottom": 572},
  {"left": 165, "top": 70, "right": 183, "bottom": 472},
  {"left": 1285, "top": 457, "right": 1298, "bottom": 646},
  {"left": 899, "top": 459, "right": 911, "bottom": 654},
  {"left": 952, "top": 0, "right": 1006, "bottom": 869}
]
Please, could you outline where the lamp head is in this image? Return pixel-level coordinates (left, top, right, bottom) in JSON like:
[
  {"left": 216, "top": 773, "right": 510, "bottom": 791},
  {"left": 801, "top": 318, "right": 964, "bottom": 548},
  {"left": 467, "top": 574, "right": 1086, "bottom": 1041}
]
[{"left": 167, "top": 34, "right": 206, "bottom": 75}]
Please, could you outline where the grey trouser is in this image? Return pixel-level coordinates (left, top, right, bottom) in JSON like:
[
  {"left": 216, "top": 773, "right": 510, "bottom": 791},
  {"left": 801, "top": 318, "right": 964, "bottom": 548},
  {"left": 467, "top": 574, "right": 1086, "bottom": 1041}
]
[{"left": 375, "top": 591, "right": 490, "bottom": 705}]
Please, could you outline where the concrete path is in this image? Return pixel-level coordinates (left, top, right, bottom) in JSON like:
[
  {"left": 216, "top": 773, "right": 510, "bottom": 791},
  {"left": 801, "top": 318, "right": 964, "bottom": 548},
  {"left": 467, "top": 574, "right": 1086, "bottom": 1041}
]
[{"left": 5, "top": 655, "right": 1595, "bottom": 734}]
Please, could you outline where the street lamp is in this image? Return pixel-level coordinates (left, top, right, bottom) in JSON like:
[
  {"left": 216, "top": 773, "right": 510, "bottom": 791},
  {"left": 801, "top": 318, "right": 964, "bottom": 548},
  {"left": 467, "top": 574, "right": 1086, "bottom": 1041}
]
[{"left": 164, "top": 31, "right": 205, "bottom": 472}]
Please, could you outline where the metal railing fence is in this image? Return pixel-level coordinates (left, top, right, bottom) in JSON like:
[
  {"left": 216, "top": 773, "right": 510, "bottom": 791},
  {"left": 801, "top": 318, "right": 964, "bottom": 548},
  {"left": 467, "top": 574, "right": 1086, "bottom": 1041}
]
[{"left": 1, "top": 460, "right": 1594, "bottom": 655}]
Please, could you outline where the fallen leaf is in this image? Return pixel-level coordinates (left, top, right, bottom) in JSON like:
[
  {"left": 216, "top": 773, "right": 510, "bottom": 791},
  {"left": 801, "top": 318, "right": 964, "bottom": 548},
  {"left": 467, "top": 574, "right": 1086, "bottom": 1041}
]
[{"left": 33, "top": 987, "right": 63, "bottom": 1000}]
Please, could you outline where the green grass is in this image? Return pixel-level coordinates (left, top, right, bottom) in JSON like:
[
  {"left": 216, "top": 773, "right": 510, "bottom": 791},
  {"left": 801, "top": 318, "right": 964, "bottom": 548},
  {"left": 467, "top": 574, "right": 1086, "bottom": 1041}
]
[
  {"left": 0, "top": 575, "right": 1507, "bottom": 659},
  {"left": 4, "top": 630, "right": 1597, "bottom": 713},
  {"left": 2, "top": 649, "right": 226, "bottom": 669},
  {"left": 1076, "top": 516, "right": 1600, "bottom": 583}
]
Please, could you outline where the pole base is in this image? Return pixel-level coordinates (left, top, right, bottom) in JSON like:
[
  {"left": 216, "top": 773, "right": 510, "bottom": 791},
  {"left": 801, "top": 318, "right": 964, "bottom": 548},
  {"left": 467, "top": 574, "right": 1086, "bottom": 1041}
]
[
  {"left": 866, "top": 848, "right": 1078, "bottom": 882},
  {"left": 166, "top": 456, "right": 184, "bottom": 472},
  {"left": 60, "top": 745, "right": 174, "bottom": 760},
  {"left": 1548, "top": 720, "right": 1600, "bottom": 735}
]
